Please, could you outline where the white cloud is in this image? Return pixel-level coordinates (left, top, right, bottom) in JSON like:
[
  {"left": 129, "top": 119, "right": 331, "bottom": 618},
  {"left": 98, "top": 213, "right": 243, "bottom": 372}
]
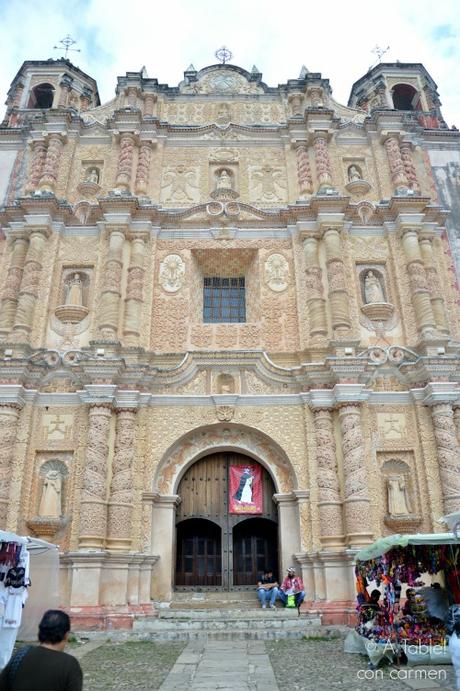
[{"left": 1, "top": 0, "right": 459, "bottom": 124}]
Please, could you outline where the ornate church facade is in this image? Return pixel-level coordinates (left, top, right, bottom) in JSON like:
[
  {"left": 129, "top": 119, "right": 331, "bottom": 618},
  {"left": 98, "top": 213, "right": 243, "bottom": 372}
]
[{"left": 0, "top": 56, "right": 459, "bottom": 627}]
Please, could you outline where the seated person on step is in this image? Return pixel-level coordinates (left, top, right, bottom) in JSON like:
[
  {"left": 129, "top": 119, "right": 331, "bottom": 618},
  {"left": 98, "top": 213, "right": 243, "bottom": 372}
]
[
  {"left": 278, "top": 567, "right": 305, "bottom": 608},
  {"left": 257, "top": 568, "right": 279, "bottom": 609}
]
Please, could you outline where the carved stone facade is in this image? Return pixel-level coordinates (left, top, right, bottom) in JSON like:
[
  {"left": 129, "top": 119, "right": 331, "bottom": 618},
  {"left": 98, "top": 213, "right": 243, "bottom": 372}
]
[{"left": 0, "top": 57, "right": 459, "bottom": 627}]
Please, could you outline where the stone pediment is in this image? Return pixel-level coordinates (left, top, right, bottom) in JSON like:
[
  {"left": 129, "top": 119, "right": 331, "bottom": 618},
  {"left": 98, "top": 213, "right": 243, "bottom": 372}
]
[{"left": 179, "top": 65, "right": 265, "bottom": 95}]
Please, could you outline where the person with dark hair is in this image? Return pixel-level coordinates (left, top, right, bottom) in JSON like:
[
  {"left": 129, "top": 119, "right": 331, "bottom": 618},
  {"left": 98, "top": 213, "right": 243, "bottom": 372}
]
[{"left": 0, "top": 609, "right": 82, "bottom": 690}]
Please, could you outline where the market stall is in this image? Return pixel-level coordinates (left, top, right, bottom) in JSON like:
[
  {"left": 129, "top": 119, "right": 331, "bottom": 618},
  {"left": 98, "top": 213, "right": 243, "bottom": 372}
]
[{"left": 346, "top": 532, "right": 460, "bottom": 667}]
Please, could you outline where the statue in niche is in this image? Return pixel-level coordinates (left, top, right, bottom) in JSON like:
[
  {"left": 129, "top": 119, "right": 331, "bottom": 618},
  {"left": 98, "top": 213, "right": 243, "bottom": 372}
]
[
  {"left": 39, "top": 469, "right": 62, "bottom": 517},
  {"left": 387, "top": 475, "right": 412, "bottom": 516},
  {"left": 216, "top": 169, "right": 232, "bottom": 190},
  {"left": 217, "top": 373, "right": 235, "bottom": 394},
  {"left": 364, "top": 270, "right": 385, "bottom": 304},
  {"left": 85, "top": 167, "right": 100, "bottom": 184},
  {"left": 65, "top": 273, "right": 83, "bottom": 306},
  {"left": 348, "top": 165, "right": 362, "bottom": 182}
]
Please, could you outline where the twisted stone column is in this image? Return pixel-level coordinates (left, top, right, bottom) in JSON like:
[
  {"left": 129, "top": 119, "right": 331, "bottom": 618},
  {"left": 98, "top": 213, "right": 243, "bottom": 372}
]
[
  {"left": 400, "top": 141, "right": 420, "bottom": 193},
  {"left": 123, "top": 235, "right": 147, "bottom": 345},
  {"left": 295, "top": 143, "right": 313, "bottom": 197},
  {"left": 312, "top": 133, "right": 332, "bottom": 189},
  {"left": 38, "top": 134, "right": 64, "bottom": 192},
  {"left": 303, "top": 236, "right": 327, "bottom": 338},
  {"left": 419, "top": 236, "right": 449, "bottom": 334},
  {"left": 97, "top": 227, "right": 125, "bottom": 340},
  {"left": 384, "top": 136, "right": 408, "bottom": 190},
  {"left": 143, "top": 94, "right": 156, "bottom": 117},
  {"left": 453, "top": 407, "right": 460, "bottom": 446},
  {"left": 135, "top": 141, "right": 153, "bottom": 195},
  {"left": 79, "top": 404, "right": 112, "bottom": 549},
  {"left": 323, "top": 227, "right": 351, "bottom": 337},
  {"left": 313, "top": 409, "right": 344, "bottom": 547},
  {"left": 430, "top": 403, "right": 460, "bottom": 514},
  {"left": 107, "top": 409, "right": 137, "bottom": 550},
  {"left": 26, "top": 140, "right": 47, "bottom": 193},
  {"left": 0, "top": 237, "right": 28, "bottom": 337},
  {"left": 401, "top": 229, "right": 436, "bottom": 339},
  {"left": 13, "top": 229, "right": 48, "bottom": 338},
  {"left": 338, "top": 405, "right": 372, "bottom": 547},
  {"left": 0, "top": 405, "right": 20, "bottom": 525},
  {"left": 115, "top": 133, "right": 136, "bottom": 191}
]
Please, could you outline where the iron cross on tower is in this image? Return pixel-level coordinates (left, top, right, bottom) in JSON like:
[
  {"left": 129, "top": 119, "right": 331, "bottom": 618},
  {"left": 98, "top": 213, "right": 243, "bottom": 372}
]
[
  {"left": 53, "top": 35, "right": 81, "bottom": 59},
  {"left": 215, "top": 46, "right": 233, "bottom": 64}
]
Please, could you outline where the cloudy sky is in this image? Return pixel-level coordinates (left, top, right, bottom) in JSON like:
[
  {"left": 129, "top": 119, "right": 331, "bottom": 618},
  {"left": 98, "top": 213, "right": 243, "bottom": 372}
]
[{"left": 1, "top": 0, "right": 459, "bottom": 124}]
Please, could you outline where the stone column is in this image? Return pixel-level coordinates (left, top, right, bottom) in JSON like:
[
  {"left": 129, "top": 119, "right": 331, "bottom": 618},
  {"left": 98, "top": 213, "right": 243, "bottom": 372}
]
[
  {"left": 312, "top": 133, "right": 332, "bottom": 189},
  {"left": 143, "top": 94, "right": 156, "bottom": 117},
  {"left": 97, "top": 227, "right": 125, "bottom": 340},
  {"left": 294, "top": 142, "right": 313, "bottom": 197},
  {"left": 134, "top": 141, "right": 153, "bottom": 195},
  {"left": 107, "top": 408, "right": 137, "bottom": 551},
  {"left": 0, "top": 405, "right": 21, "bottom": 525},
  {"left": 313, "top": 409, "right": 345, "bottom": 547},
  {"left": 302, "top": 236, "right": 327, "bottom": 338},
  {"left": 123, "top": 234, "right": 147, "bottom": 345},
  {"left": 453, "top": 407, "right": 460, "bottom": 446},
  {"left": 401, "top": 228, "right": 436, "bottom": 339},
  {"left": 0, "top": 236, "right": 29, "bottom": 337},
  {"left": 125, "top": 87, "right": 138, "bottom": 108},
  {"left": 115, "top": 133, "right": 136, "bottom": 191},
  {"left": 38, "top": 133, "right": 64, "bottom": 192},
  {"left": 338, "top": 405, "right": 372, "bottom": 547},
  {"left": 274, "top": 493, "right": 302, "bottom": 574},
  {"left": 150, "top": 495, "right": 181, "bottom": 601},
  {"left": 13, "top": 229, "right": 48, "bottom": 339},
  {"left": 419, "top": 236, "right": 449, "bottom": 334},
  {"left": 400, "top": 141, "right": 420, "bottom": 193},
  {"left": 323, "top": 227, "right": 351, "bottom": 337},
  {"left": 78, "top": 404, "right": 112, "bottom": 549},
  {"left": 26, "top": 140, "right": 47, "bottom": 193},
  {"left": 430, "top": 403, "right": 460, "bottom": 514},
  {"left": 288, "top": 93, "right": 303, "bottom": 117},
  {"left": 58, "top": 79, "right": 72, "bottom": 108},
  {"left": 80, "top": 88, "right": 92, "bottom": 111},
  {"left": 384, "top": 135, "right": 408, "bottom": 191}
]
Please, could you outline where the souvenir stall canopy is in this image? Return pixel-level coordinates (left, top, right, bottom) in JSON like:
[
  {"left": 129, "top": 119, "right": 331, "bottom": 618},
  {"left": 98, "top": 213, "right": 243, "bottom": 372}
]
[{"left": 350, "top": 533, "right": 460, "bottom": 666}]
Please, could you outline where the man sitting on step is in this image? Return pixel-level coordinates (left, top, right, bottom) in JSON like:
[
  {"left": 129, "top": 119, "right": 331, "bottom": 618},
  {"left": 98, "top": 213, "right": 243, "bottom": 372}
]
[
  {"left": 278, "top": 567, "right": 305, "bottom": 609},
  {"left": 257, "top": 568, "right": 279, "bottom": 609}
]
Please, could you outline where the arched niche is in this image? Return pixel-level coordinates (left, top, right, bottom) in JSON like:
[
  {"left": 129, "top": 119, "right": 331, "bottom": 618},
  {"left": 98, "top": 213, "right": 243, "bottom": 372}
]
[
  {"left": 392, "top": 83, "right": 420, "bottom": 111},
  {"left": 28, "top": 83, "right": 55, "bottom": 109}
]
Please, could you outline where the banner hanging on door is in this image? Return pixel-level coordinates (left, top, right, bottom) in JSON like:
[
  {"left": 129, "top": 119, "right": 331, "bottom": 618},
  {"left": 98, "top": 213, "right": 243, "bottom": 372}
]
[{"left": 229, "top": 464, "right": 263, "bottom": 514}]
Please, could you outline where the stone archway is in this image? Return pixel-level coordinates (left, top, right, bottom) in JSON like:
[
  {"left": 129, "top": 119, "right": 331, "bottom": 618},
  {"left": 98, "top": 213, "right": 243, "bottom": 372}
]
[{"left": 149, "top": 423, "right": 305, "bottom": 601}]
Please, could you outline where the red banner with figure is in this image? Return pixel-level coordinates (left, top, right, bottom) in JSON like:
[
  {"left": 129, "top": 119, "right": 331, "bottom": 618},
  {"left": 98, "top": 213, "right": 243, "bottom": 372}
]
[{"left": 229, "top": 464, "right": 263, "bottom": 514}]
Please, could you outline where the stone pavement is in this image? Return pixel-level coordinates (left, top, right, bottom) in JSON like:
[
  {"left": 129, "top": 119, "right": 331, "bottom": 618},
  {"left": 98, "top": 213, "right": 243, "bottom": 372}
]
[{"left": 159, "top": 639, "right": 279, "bottom": 690}]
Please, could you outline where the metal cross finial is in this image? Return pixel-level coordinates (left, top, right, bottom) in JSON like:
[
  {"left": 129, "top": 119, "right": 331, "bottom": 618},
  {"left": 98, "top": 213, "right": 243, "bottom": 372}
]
[
  {"left": 372, "top": 45, "right": 390, "bottom": 63},
  {"left": 215, "top": 46, "right": 233, "bottom": 65},
  {"left": 53, "top": 35, "right": 81, "bottom": 59}
]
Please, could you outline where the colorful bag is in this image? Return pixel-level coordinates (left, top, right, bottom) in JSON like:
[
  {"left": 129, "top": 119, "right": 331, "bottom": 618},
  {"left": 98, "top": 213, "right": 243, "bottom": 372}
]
[{"left": 287, "top": 594, "right": 296, "bottom": 608}]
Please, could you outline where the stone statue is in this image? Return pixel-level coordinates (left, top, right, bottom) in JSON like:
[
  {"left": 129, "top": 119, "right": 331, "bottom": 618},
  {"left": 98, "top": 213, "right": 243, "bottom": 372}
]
[
  {"left": 364, "top": 270, "right": 385, "bottom": 303},
  {"left": 216, "top": 169, "right": 232, "bottom": 190},
  {"left": 348, "top": 165, "right": 362, "bottom": 182},
  {"left": 85, "top": 167, "right": 99, "bottom": 184},
  {"left": 65, "top": 273, "right": 83, "bottom": 306},
  {"left": 39, "top": 470, "right": 62, "bottom": 517},
  {"left": 387, "top": 475, "right": 412, "bottom": 516},
  {"left": 216, "top": 103, "right": 231, "bottom": 124}
]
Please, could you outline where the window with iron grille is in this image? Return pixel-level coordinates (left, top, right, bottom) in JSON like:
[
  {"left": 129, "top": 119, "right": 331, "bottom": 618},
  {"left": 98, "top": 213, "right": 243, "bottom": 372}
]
[{"left": 203, "top": 277, "right": 246, "bottom": 323}]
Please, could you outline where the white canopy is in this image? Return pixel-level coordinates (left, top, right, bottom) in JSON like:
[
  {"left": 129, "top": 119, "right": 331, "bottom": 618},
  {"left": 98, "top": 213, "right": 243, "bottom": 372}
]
[{"left": 356, "top": 532, "right": 459, "bottom": 562}]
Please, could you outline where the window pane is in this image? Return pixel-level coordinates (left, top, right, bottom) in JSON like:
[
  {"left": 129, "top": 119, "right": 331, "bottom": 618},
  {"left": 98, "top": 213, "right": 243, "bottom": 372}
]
[{"left": 203, "top": 276, "right": 246, "bottom": 323}]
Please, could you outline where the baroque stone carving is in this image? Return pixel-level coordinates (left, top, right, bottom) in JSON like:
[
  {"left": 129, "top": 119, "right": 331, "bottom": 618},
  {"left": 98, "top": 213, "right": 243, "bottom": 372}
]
[
  {"left": 387, "top": 475, "right": 412, "bottom": 516},
  {"left": 249, "top": 166, "right": 287, "bottom": 203},
  {"left": 107, "top": 409, "right": 137, "bottom": 549},
  {"left": 159, "top": 254, "right": 186, "bottom": 293},
  {"left": 161, "top": 165, "right": 199, "bottom": 203},
  {"left": 430, "top": 403, "right": 460, "bottom": 514},
  {"left": 313, "top": 409, "right": 344, "bottom": 547},
  {"left": 264, "top": 253, "right": 289, "bottom": 292},
  {"left": 0, "top": 406, "right": 20, "bottom": 525},
  {"left": 294, "top": 143, "right": 313, "bottom": 197}
]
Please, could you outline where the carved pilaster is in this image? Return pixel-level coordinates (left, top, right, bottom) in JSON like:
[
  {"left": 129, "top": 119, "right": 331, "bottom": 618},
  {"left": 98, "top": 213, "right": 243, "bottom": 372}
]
[
  {"left": 313, "top": 409, "right": 344, "bottom": 547},
  {"left": 419, "top": 236, "right": 449, "bottom": 334},
  {"left": 26, "top": 140, "right": 47, "bottom": 193},
  {"left": 312, "top": 133, "right": 332, "bottom": 189},
  {"left": 143, "top": 94, "right": 156, "bottom": 117},
  {"left": 400, "top": 141, "right": 420, "bottom": 193},
  {"left": 97, "top": 228, "right": 125, "bottom": 340},
  {"left": 323, "top": 227, "right": 351, "bottom": 337},
  {"left": 107, "top": 409, "right": 137, "bottom": 550},
  {"left": 288, "top": 92, "right": 303, "bottom": 117},
  {"left": 384, "top": 135, "right": 408, "bottom": 190},
  {"left": 38, "top": 134, "right": 64, "bottom": 192},
  {"left": 430, "top": 403, "right": 460, "bottom": 515},
  {"left": 0, "top": 405, "right": 21, "bottom": 525},
  {"left": 302, "top": 236, "right": 327, "bottom": 338},
  {"left": 58, "top": 80, "right": 72, "bottom": 108},
  {"left": 78, "top": 405, "right": 112, "bottom": 549},
  {"left": 0, "top": 237, "right": 29, "bottom": 337},
  {"left": 134, "top": 141, "right": 153, "bottom": 195},
  {"left": 13, "top": 229, "right": 48, "bottom": 339},
  {"left": 338, "top": 404, "right": 372, "bottom": 547},
  {"left": 115, "top": 133, "right": 136, "bottom": 191},
  {"left": 401, "top": 229, "right": 436, "bottom": 339},
  {"left": 294, "top": 143, "right": 313, "bottom": 197},
  {"left": 454, "top": 407, "right": 460, "bottom": 447},
  {"left": 122, "top": 235, "right": 147, "bottom": 345}
]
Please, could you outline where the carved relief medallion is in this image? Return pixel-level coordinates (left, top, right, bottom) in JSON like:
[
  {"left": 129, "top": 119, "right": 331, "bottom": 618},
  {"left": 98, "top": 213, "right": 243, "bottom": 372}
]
[
  {"left": 265, "top": 253, "right": 289, "bottom": 292},
  {"left": 159, "top": 254, "right": 186, "bottom": 293}
]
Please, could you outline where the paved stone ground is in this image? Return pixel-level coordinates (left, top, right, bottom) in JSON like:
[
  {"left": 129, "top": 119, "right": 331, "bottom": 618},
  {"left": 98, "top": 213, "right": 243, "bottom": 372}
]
[
  {"left": 266, "top": 639, "right": 459, "bottom": 691},
  {"left": 159, "top": 640, "right": 279, "bottom": 690}
]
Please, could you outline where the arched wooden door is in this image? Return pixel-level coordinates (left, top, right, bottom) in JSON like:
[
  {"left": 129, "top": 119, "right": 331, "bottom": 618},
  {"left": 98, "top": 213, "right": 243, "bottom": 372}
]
[{"left": 175, "top": 452, "right": 278, "bottom": 590}]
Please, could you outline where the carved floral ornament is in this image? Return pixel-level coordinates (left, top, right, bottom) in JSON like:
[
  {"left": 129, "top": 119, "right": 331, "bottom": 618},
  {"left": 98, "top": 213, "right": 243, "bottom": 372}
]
[
  {"left": 159, "top": 254, "right": 186, "bottom": 293},
  {"left": 264, "top": 253, "right": 289, "bottom": 292}
]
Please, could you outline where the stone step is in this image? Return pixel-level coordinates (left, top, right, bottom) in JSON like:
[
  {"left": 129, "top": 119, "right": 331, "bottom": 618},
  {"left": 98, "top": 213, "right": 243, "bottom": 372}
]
[
  {"left": 135, "top": 617, "right": 321, "bottom": 632},
  {"left": 127, "top": 626, "right": 332, "bottom": 641},
  {"left": 157, "top": 608, "right": 313, "bottom": 620}
]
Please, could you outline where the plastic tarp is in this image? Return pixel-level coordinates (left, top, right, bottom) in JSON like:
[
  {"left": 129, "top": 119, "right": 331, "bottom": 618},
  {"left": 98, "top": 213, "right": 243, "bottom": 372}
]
[{"left": 356, "top": 532, "right": 460, "bottom": 562}]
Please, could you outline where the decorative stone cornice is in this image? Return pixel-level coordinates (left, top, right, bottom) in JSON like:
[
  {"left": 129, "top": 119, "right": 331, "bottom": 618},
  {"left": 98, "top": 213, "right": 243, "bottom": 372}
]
[
  {"left": 422, "top": 382, "right": 460, "bottom": 407},
  {"left": 0, "top": 384, "right": 26, "bottom": 407},
  {"left": 79, "top": 384, "right": 118, "bottom": 405}
]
